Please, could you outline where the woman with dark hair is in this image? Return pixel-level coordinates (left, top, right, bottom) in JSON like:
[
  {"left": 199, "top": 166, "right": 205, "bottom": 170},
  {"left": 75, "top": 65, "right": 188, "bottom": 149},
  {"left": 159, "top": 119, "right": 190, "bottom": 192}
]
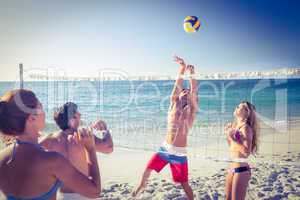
[{"left": 0, "top": 89, "right": 101, "bottom": 200}]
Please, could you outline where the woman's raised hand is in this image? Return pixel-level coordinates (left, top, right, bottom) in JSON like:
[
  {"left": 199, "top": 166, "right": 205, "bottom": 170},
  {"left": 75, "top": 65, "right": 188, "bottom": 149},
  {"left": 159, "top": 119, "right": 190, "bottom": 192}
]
[{"left": 224, "top": 123, "right": 235, "bottom": 138}]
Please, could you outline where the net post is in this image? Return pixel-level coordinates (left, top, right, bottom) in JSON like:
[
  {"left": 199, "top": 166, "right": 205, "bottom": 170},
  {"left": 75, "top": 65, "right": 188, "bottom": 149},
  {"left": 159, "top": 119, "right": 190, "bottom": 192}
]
[{"left": 19, "top": 63, "right": 24, "bottom": 89}]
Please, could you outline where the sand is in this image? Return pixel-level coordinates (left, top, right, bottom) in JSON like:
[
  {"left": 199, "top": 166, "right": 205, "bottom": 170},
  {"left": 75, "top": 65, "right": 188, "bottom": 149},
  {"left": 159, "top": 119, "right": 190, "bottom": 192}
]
[
  {"left": 97, "top": 120, "right": 300, "bottom": 200},
  {"left": 0, "top": 120, "right": 299, "bottom": 199},
  {"left": 97, "top": 151, "right": 300, "bottom": 200}
]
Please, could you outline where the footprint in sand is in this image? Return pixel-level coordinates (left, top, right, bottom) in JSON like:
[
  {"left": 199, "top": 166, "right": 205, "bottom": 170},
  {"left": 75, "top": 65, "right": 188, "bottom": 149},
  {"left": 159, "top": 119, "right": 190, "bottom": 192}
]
[
  {"left": 163, "top": 192, "right": 181, "bottom": 199},
  {"left": 145, "top": 186, "right": 155, "bottom": 194},
  {"left": 268, "top": 172, "right": 279, "bottom": 183},
  {"left": 261, "top": 187, "right": 273, "bottom": 192}
]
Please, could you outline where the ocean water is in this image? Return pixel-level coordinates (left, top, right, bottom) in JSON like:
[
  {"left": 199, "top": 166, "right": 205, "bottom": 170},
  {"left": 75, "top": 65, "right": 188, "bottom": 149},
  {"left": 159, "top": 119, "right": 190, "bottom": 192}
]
[{"left": 0, "top": 79, "right": 299, "bottom": 150}]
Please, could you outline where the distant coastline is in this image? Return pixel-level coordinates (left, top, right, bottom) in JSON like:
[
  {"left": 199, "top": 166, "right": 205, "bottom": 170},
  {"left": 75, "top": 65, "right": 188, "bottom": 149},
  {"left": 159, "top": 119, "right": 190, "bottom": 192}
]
[{"left": 0, "top": 67, "right": 299, "bottom": 82}]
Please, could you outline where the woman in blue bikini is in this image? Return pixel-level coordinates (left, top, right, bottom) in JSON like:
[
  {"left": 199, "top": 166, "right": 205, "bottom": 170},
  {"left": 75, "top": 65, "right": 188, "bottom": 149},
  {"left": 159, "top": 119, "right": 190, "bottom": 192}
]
[
  {"left": 224, "top": 101, "right": 259, "bottom": 200},
  {"left": 0, "top": 89, "right": 101, "bottom": 200}
]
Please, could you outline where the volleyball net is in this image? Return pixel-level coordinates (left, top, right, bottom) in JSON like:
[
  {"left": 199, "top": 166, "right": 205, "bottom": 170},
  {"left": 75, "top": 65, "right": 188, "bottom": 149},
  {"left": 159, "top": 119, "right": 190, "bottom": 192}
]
[{"left": 5, "top": 66, "right": 295, "bottom": 162}]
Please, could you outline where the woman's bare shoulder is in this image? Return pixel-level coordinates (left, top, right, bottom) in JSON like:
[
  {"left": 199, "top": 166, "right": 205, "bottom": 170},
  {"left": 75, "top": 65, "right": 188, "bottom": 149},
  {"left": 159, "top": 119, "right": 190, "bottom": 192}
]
[
  {"left": 37, "top": 149, "right": 65, "bottom": 170},
  {"left": 39, "top": 131, "right": 68, "bottom": 151}
]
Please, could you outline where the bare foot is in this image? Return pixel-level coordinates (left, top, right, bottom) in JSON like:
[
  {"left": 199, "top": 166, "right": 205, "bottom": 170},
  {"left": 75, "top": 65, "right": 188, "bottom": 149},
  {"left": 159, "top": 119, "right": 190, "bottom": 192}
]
[{"left": 132, "top": 184, "right": 144, "bottom": 197}]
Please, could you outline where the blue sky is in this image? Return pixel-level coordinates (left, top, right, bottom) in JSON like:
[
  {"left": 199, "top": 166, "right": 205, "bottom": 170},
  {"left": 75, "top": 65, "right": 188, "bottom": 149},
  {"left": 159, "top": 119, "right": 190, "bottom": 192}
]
[{"left": 0, "top": 0, "right": 299, "bottom": 81}]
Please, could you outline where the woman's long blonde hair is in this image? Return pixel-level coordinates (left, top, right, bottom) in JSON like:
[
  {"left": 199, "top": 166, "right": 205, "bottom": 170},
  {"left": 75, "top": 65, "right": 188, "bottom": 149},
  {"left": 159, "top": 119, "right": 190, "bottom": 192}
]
[{"left": 241, "top": 101, "right": 260, "bottom": 155}]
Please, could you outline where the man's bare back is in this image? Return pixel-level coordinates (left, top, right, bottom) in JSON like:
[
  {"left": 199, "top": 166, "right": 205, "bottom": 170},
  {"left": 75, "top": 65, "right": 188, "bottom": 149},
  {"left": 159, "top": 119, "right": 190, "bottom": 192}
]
[{"left": 40, "top": 130, "right": 90, "bottom": 193}]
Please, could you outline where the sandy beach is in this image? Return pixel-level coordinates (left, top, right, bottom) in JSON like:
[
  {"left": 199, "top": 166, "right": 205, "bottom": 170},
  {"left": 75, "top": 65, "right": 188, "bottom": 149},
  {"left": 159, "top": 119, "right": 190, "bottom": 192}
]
[
  {"left": 98, "top": 120, "right": 300, "bottom": 200},
  {"left": 99, "top": 151, "right": 300, "bottom": 200},
  {"left": 0, "top": 120, "right": 298, "bottom": 200}
]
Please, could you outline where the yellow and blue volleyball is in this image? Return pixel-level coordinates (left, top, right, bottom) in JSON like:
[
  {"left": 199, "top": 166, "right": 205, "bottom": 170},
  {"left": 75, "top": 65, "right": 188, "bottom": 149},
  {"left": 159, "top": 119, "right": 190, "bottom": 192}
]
[{"left": 183, "top": 16, "right": 201, "bottom": 33}]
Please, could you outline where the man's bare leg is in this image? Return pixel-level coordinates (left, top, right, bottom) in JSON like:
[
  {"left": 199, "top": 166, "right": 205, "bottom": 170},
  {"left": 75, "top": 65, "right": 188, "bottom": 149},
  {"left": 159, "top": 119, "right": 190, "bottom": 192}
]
[
  {"left": 181, "top": 181, "right": 194, "bottom": 200},
  {"left": 132, "top": 168, "right": 152, "bottom": 196}
]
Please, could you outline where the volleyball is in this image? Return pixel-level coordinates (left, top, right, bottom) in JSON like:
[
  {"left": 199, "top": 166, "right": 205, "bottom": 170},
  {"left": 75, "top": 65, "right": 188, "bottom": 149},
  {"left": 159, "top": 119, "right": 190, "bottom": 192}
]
[{"left": 183, "top": 16, "right": 201, "bottom": 33}]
